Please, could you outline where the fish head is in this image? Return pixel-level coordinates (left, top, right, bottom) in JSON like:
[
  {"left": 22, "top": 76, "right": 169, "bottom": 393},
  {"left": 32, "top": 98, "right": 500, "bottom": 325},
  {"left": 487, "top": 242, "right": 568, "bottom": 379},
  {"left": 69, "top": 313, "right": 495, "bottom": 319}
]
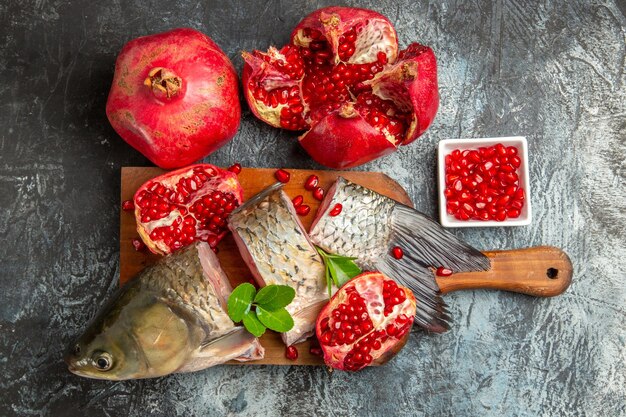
[
  {"left": 65, "top": 285, "right": 150, "bottom": 380},
  {"left": 65, "top": 323, "right": 146, "bottom": 380},
  {"left": 65, "top": 285, "right": 195, "bottom": 380}
]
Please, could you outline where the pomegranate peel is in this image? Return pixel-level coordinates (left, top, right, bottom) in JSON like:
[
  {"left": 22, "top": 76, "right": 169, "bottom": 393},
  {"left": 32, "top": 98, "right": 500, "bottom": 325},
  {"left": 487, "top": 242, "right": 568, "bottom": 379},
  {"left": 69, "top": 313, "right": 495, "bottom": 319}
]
[
  {"left": 316, "top": 272, "right": 416, "bottom": 371},
  {"left": 298, "top": 107, "right": 398, "bottom": 169},
  {"left": 133, "top": 164, "right": 243, "bottom": 255}
]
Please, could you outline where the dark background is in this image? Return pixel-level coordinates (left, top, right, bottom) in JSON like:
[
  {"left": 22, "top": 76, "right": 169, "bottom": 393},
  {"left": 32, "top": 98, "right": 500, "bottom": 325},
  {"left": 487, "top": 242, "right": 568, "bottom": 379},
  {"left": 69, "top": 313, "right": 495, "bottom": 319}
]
[{"left": 1, "top": 0, "right": 625, "bottom": 416}]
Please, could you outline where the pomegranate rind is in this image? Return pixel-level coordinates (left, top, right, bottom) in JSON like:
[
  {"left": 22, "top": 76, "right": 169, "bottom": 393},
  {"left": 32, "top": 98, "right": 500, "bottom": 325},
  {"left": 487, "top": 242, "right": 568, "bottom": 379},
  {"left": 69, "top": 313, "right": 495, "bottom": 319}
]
[
  {"left": 106, "top": 28, "right": 241, "bottom": 169},
  {"left": 298, "top": 105, "right": 398, "bottom": 169},
  {"left": 399, "top": 44, "right": 439, "bottom": 144},
  {"left": 133, "top": 164, "right": 244, "bottom": 255},
  {"left": 315, "top": 272, "right": 417, "bottom": 371}
]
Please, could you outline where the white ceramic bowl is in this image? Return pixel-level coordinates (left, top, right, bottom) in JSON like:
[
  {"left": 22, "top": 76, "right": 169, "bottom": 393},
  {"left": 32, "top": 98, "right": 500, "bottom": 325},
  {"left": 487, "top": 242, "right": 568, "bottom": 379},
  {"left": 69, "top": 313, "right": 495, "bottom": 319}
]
[{"left": 437, "top": 136, "right": 532, "bottom": 228}]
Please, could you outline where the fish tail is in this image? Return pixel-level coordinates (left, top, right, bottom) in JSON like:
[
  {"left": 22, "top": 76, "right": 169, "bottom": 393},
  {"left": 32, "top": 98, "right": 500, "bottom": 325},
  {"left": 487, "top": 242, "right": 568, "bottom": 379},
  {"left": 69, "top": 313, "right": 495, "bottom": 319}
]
[
  {"left": 390, "top": 204, "right": 491, "bottom": 273},
  {"left": 375, "top": 204, "right": 491, "bottom": 332}
]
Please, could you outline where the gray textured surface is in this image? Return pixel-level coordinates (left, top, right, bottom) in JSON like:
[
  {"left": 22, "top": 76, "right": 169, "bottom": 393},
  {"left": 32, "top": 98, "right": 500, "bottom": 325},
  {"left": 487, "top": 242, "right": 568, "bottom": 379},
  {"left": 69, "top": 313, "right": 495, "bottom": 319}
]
[{"left": 1, "top": 0, "right": 625, "bottom": 416}]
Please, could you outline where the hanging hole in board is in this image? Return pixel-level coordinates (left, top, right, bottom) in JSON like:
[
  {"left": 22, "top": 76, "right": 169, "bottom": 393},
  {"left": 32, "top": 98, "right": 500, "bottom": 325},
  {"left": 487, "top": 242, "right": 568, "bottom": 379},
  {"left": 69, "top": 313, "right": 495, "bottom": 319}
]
[{"left": 546, "top": 268, "right": 558, "bottom": 279}]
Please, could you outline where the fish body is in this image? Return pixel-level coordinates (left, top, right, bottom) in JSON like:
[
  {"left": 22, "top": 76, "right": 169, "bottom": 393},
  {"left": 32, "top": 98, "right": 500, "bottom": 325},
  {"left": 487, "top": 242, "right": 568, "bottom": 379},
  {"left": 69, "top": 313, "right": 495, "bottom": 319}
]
[
  {"left": 309, "top": 177, "right": 491, "bottom": 332},
  {"left": 228, "top": 183, "right": 327, "bottom": 346},
  {"left": 65, "top": 242, "right": 264, "bottom": 380}
]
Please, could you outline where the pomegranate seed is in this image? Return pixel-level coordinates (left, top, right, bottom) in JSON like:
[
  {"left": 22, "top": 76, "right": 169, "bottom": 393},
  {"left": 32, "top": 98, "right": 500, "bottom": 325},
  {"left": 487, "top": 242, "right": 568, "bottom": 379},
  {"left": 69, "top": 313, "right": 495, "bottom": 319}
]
[
  {"left": 391, "top": 246, "right": 404, "bottom": 259},
  {"left": 227, "top": 163, "right": 242, "bottom": 174},
  {"left": 436, "top": 267, "right": 453, "bottom": 276},
  {"left": 122, "top": 199, "right": 135, "bottom": 211},
  {"left": 274, "top": 169, "right": 290, "bottom": 183},
  {"left": 508, "top": 208, "right": 521, "bottom": 218},
  {"left": 131, "top": 238, "right": 146, "bottom": 252},
  {"left": 292, "top": 195, "right": 304, "bottom": 207},
  {"left": 312, "top": 187, "right": 325, "bottom": 201},
  {"left": 309, "top": 346, "right": 323, "bottom": 357},
  {"left": 329, "top": 203, "right": 343, "bottom": 216},
  {"left": 285, "top": 345, "right": 298, "bottom": 360},
  {"left": 304, "top": 175, "right": 319, "bottom": 190},
  {"left": 296, "top": 205, "right": 311, "bottom": 216}
]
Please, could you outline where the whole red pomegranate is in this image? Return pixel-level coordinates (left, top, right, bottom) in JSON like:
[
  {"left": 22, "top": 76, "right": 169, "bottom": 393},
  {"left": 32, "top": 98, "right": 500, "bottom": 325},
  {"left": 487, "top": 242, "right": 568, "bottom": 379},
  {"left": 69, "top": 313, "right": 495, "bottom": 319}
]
[
  {"left": 316, "top": 272, "right": 416, "bottom": 371},
  {"left": 243, "top": 7, "right": 438, "bottom": 169},
  {"left": 107, "top": 28, "right": 240, "bottom": 169},
  {"left": 134, "top": 164, "right": 243, "bottom": 255}
]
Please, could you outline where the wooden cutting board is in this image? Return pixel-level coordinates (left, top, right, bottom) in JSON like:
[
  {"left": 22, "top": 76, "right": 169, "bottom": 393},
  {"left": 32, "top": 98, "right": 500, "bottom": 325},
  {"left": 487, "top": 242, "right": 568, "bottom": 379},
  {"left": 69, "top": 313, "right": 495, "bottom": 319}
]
[{"left": 120, "top": 166, "right": 413, "bottom": 366}]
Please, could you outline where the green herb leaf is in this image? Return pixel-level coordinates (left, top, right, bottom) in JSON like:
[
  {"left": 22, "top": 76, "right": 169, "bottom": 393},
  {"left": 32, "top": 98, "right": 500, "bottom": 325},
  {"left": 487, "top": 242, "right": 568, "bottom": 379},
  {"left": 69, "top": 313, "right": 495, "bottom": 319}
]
[
  {"left": 254, "top": 285, "right": 296, "bottom": 311},
  {"left": 242, "top": 310, "right": 266, "bottom": 337},
  {"left": 228, "top": 284, "right": 297, "bottom": 337},
  {"left": 327, "top": 257, "right": 361, "bottom": 287},
  {"left": 316, "top": 246, "right": 362, "bottom": 297},
  {"left": 326, "top": 263, "right": 333, "bottom": 298},
  {"left": 227, "top": 283, "right": 256, "bottom": 323},
  {"left": 256, "top": 306, "right": 294, "bottom": 333}
]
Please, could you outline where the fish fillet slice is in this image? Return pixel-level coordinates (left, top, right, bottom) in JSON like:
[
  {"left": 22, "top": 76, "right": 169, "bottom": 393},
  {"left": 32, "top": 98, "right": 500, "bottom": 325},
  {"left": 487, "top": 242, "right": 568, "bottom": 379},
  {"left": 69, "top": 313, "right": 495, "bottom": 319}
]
[
  {"left": 179, "top": 243, "right": 264, "bottom": 372},
  {"left": 228, "top": 183, "right": 328, "bottom": 346},
  {"left": 309, "top": 177, "right": 491, "bottom": 332}
]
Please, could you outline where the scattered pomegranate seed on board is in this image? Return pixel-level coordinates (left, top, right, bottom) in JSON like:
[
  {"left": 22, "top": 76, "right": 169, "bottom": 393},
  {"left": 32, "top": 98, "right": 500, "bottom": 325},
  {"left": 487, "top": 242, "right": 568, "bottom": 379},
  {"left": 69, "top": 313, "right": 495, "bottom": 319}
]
[
  {"left": 131, "top": 238, "right": 146, "bottom": 252},
  {"left": 312, "top": 187, "right": 325, "bottom": 201},
  {"left": 122, "top": 200, "right": 135, "bottom": 211},
  {"left": 296, "top": 205, "right": 311, "bottom": 216},
  {"left": 285, "top": 345, "right": 298, "bottom": 360},
  {"left": 275, "top": 169, "right": 291, "bottom": 183},
  {"left": 292, "top": 195, "right": 304, "bottom": 207},
  {"left": 304, "top": 175, "right": 319, "bottom": 190},
  {"left": 309, "top": 346, "right": 323, "bottom": 357},
  {"left": 227, "top": 163, "right": 242, "bottom": 174}
]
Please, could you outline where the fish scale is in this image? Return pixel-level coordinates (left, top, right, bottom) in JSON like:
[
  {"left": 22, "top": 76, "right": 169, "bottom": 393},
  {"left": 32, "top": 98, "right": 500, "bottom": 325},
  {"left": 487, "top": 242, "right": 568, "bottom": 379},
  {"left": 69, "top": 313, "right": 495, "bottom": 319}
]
[
  {"left": 140, "top": 248, "right": 231, "bottom": 334},
  {"left": 313, "top": 178, "right": 395, "bottom": 267},
  {"left": 229, "top": 183, "right": 327, "bottom": 346}
]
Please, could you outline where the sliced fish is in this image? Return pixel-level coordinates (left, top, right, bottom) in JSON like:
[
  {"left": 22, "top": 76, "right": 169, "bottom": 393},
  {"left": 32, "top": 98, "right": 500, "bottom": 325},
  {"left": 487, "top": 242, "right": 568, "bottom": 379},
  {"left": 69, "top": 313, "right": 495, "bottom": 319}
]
[{"left": 228, "top": 183, "right": 327, "bottom": 346}]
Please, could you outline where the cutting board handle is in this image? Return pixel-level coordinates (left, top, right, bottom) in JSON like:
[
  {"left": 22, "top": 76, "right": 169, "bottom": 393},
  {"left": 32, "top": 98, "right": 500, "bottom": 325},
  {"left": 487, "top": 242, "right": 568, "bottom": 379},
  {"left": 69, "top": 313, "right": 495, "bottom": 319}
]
[{"left": 435, "top": 246, "right": 573, "bottom": 297}]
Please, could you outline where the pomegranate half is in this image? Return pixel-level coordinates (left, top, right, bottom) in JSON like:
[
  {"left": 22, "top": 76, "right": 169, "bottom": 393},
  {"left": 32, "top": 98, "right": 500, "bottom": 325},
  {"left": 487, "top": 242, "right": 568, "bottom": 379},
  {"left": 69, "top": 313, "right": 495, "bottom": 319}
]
[
  {"left": 133, "top": 164, "right": 243, "bottom": 255},
  {"left": 107, "top": 28, "right": 241, "bottom": 169},
  {"left": 243, "top": 7, "right": 439, "bottom": 169},
  {"left": 316, "top": 272, "right": 416, "bottom": 371}
]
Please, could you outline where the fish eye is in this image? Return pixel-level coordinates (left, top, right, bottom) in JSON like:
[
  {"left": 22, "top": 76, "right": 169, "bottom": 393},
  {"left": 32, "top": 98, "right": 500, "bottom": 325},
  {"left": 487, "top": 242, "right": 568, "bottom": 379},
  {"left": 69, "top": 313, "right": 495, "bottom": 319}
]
[
  {"left": 73, "top": 344, "right": 81, "bottom": 356},
  {"left": 93, "top": 352, "right": 113, "bottom": 371}
]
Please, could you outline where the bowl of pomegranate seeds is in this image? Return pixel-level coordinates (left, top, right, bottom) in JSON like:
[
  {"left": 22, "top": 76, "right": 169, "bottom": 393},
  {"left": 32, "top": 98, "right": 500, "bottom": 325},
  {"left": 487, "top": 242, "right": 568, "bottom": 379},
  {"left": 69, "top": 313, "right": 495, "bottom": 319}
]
[{"left": 438, "top": 136, "right": 531, "bottom": 227}]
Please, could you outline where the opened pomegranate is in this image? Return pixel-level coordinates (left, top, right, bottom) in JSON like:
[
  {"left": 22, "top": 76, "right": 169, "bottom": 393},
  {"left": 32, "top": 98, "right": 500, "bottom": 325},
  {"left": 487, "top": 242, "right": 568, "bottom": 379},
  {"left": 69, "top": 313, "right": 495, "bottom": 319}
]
[
  {"left": 107, "top": 28, "right": 240, "bottom": 169},
  {"left": 316, "top": 272, "right": 416, "bottom": 371},
  {"left": 242, "top": 7, "right": 438, "bottom": 169},
  {"left": 133, "top": 164, "right": 243, "bottom": 255}
]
